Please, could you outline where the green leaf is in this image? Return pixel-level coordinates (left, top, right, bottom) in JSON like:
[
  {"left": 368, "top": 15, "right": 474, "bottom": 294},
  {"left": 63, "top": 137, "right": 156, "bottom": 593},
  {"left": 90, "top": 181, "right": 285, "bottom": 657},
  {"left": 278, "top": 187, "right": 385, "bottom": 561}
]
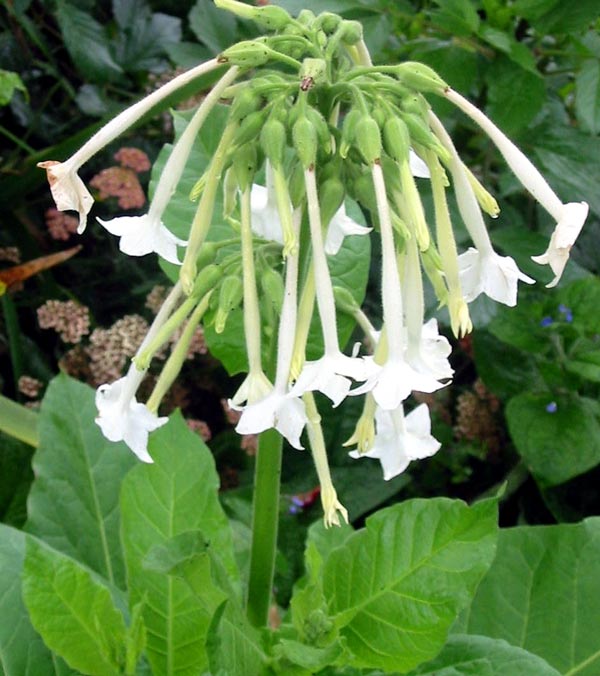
[
  {"left": 26, "top": 374, "right": 136, "bottom": 589},
  {"left": 120, "top": 412, "right": 238, "bottom": 675},
  {"left": 557, "top": 277, "right": 600, "bottom": 333},
  {"left": 189, "top": 0, "right": 238, "bottom": 55},
  {"left": 55, "top": 2, "right": 123, "bottom": 83},
  {"left": 516, "top": 0, "right": 600, "bottom": 34},
  {"left": 506, "top": 392, "right": 600, "bottom": 486},
  {"left": 0, "top": 525, "right": 74, "bottom": 675},
  {"left": 485, "top": 59, "right": 546, "bottom": 135},
  {"left": 206, "top": 601, "right": 269, "bottom": 676},
  {"left": 565, "top": 341, "right": 600, "bottom": 383},
  {"left": 431, "top": 0, "right": 480, "bottom": 36},
  {"left": 407, "top": 634, "right": 561, "bottom": 675},
  {"left": 22, "top": 537, "right": 127, "bottom": 676},
  {"left": 322, "top": 497, "right": 499, "bottom": 672},
  {"left": 576, "top": 59, "right": 600, "bottom": 137},
  {"left": 0, "top": 69, "right": 27, "bottom": 106},
  {"left": 460, "top": 518, "right": 600, "bottom": 675}
]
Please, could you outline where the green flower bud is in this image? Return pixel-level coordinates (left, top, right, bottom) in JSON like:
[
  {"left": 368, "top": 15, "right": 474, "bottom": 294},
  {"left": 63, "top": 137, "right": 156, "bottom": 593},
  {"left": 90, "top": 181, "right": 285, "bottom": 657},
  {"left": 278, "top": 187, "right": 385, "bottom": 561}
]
[
  {"left": 315, "top": 11, "right": 342, "bottom": 34},
  {"left": 288, "top": 160, "right": 306, "bottom": 207},
  {"left": 394, "top": 62, "right": 448, "bottom": 94},
  {"left": 340, "top": 108, "right": 361, "bottom": 159},
  {"left": 234, "top": 109, "right": 268, "bottom": 147},
  {"left": 401, "top": 112, "right": 451, "bottom": 163},
  {"left": 297, "top": 9, "right": 316, "bottom": 26},
  {"left": 192, "top": 263, "right": 224, "bottom": 300},
  {"left": 371, "top": 106, "right": 387, "bottom": 130},
  {"left": 218, "top": 41, "right": 271, "bottom": 68},
  {"left": 214, "top": 274, "right": 243, "bottom": 333},
  {"left": 351, "top": 172, "right": 377, "bottom": 212},
  {"left": 355, "top": 115, "right": 382, "bottom": 165},
  {"left": 230, "top": 86, "right": 263, "bottom": 122},
  {"left": 340, "top": 20, "right": 363, "bottom": 45},
  {"left": 196, "top": 242, "right": 219, "bottom": 270},
  {"left": 299, "top": 58, "right": 328, "bottom": 87},
  {"left": 292, "top": 115, "right": 318, "bottom": 169},
  {"left": 401, "top": 92, "right": 430, "bottom": 117},
  {"left": 382, "top": 116, "right": 410, "bottom": 163},
  {"left": 307, "top": 107, "right": 332, "bottom": 155},
  {"left": 260, "top": 117, "right": 287, "bottom": 167},
  {"left": 223, "top": 167, "right": 238, "bottom": 218},
  {"left": 233, "top": 143, "right": 258, "bottom": 193},
  {"left": 260, "top": 267, "right": 284, "bottom": 314},
  {"left": 319, "top": 176, "right": 345, "bottom": 228},
  {"left": 215, "top": 0, "right": 291, "bottom": 31},
  {"left": 333, "top": 285, "right": 359, "bottom": 315}
]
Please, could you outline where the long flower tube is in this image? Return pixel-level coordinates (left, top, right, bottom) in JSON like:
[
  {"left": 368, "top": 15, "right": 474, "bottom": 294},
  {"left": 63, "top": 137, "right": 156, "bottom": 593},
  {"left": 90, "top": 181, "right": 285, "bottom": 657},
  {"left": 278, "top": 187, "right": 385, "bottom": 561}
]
[
  {"left": 429, "top": 112, "right": 535, "bottom": 307},
  {"left": 236, "top": 209, "right": 308, "bottom": 449},
  {"left": 38, "top": 58, "right": 222, "bottom": 232},
  {"left": 291, "top": 168, "right": 370, "bottom": 406},
  {"left": 442, "top": 88, "right": 589, "bottom": 287},
  {"left": 230, "top": 187, "right": 272, "bottom": 407},
  {"left": 95, "top": 283, "right": 183, "bottom": 461},
  {"left": 97, "top": 67, "right": 239, "bottom": 264}
]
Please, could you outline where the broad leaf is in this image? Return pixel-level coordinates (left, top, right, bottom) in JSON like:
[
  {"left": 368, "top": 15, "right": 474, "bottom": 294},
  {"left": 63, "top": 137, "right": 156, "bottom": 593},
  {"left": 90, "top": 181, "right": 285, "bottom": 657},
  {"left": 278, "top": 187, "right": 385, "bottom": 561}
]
[
  {"left": 576, "top": 59, "right": 600, "bottom": 135},
  {"left": 22, "top": 537, "right": 127, "bottom": 676},
  {"left": 506, "top": 392, "right": 600, "bottom": 486},
  {"left": 55, "top": 1, "right": 122, "bottom": 83},
  {"left": 460, "top": 519, "right": 600, "bottom": 676},
  {"left": 407, "top": 634, "right": 560, "bottom": 675},
  {"left": 0, "top": 525, "right": 73, "bottom": 675},
  {"left": 189, "top": 0, "right": 238, "bottom": 55},
  {"left": 322, "top": 497, "right": 498, "bottom": 672},
  {"left": 120, "top": 412, "right": 238, "bottom": 675},
  {"left": 26, "top": 374, "right": 136, "bottom": 589}
]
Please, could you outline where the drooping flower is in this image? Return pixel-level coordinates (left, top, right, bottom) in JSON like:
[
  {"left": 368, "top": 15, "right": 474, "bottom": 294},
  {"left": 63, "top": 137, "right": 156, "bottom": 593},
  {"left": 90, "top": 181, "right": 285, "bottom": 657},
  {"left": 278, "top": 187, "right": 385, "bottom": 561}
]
[
  {"left": 531, "top": 201, "right": 589, "bottom": 287},
  {"left": 95, "top": 368, "right": 167, "bottom": 463},
  {"left": 37, "top": 58, "right": 221, "bottom": 232},
  {"left": 97, "top": 215, "right": 187, "bottom": 264},
  {"left": 324, "top": 203, "right": 371, "bottom": 255},
  {"left": 349, "top": 403, "right": 440, "bottom": 480}
]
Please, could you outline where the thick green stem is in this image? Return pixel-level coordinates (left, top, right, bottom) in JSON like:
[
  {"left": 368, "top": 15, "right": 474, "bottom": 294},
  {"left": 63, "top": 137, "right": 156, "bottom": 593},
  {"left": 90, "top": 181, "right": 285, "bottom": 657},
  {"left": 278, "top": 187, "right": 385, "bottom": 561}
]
[{"left": 246, "top": 426, "right": 283, "bottom": 627}]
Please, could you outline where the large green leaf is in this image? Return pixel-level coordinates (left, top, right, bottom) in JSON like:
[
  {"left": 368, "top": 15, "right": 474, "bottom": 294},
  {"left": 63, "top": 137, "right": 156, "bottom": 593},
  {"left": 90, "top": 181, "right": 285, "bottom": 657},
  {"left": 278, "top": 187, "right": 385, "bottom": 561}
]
[
  {"left": 26, "top": 374, "right": 136, "bottom": 589},
  {"left": 120, "top": 412, "right": 238, "bottom": 675},
  {"left": 407, "top": 634, "right": 560, "bottom": 675},
  {"left": 576, "top": 59, "right": 600, "bottom": 135},
  {"left": 189, "top": 0, "right": 238, "bottom": 55},
  {"left": 0, "top": 525, "right": 74, "bottom": 675},
  {"left": 459, "top": 518, "right": 600, "bottom": 676},
  {"left": 55, "top": 1, "right": 123, "bottom": 83},
  {"left": 506, "top": 392, "right": 600, "bottom": 486},
  {"left": 22, "top": 538, "right": 127, "bottom": 676},
  {"left": 322, "top": 497, "right": 498, "bottom": 672}
]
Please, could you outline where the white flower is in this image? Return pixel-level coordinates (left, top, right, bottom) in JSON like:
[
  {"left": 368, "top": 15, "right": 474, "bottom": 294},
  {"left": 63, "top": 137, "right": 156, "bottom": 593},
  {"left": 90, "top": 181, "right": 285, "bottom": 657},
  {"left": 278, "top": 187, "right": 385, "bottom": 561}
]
[
  {"left": 249, "top": 180, "right": 285, "bottom": 244},
  {"left": 406, "top": 318, "right": 454, "bottom": 382},
  {"left": 459, "top": 247, "right": 535, "bottom": 306},
  {"left": 235, "top": 388, "right": 307, "bottom": 449},
  {"left": 95, "top": 375, "right": 168, "bottom": 463},
  {"left": 409, "top": 149, "right": 430, "bottom": 179},
  {"left": 229, "top": 369, "right": 273, "bottom": 408},
  {"left": 324, "top": 203, "right": 371, "bottom": 255},
  {"left": 291, "top": 352, "right": 371, "bottom": 407},
  {"left": 531, "top": 201, "right": 589, "bottom": 287},
  {"left": 349, "top": 403, "right": 440, "bottom": 480},
  {"left": 97, "top": 215, "right": 187, "bottom": 264},
  {"left": 37, "top": 160, "right": 93, "bottom": 234}
]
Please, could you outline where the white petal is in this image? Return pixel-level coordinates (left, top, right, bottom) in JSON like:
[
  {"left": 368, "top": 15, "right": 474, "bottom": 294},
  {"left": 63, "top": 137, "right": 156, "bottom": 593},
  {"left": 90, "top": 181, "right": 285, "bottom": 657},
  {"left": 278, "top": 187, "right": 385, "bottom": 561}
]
[
  {"left": 250, "top": 183, "right": 284, "bottom": 243},
  {"left": 409, "top": 150, "right": 430, "bottom": 179},
  {"left": 325, "top": 205, "right": 372, "bottom": 255}
]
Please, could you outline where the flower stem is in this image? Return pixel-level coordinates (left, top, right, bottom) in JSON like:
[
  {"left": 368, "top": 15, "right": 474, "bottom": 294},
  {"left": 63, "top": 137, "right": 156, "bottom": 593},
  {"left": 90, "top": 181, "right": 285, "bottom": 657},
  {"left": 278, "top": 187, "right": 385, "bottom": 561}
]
[{"left": 246, "top": 426, "right": 283, "bottom": 627}]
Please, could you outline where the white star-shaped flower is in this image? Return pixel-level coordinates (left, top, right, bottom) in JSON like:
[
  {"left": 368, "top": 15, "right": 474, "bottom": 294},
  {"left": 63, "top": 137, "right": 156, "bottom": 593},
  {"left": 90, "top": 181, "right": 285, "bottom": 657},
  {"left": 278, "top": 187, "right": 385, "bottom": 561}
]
[
  {"left": 97, "top": 215, "right": 187, "bottom": 264},
  {"left": 458, "top": 247, "right": 534, "bottom": 306},
  {"left": 324, "top": 204, "right": 372, "bottom": 255},
  {"left": 349, "top": 403, "right": 440, "bottom": 480},
  {"left": 531, "top": 201, "right": 589, "bottom": 287},
  {"left": 95, "top": 376, "right": 168, "bottom": 463}
]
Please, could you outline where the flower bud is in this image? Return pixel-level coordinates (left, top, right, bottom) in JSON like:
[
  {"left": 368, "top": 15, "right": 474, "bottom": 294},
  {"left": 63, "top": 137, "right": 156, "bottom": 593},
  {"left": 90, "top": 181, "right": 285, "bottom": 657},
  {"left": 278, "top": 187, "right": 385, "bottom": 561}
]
[
  {"left": 230, "top": 86, "right": 262, "bottom": 122},
  {"left": 288, "top": 160, "right": 306, "bottom": 207},
  {"left": 192, "top": 263, "right": 223, "bottom": 300},
  {"left": 355, "top": 115, "right": 382, "bottom": 165},
  {"left": 333, "top": 286, "right": 359, "bottom": 315},
  {"left": 196, "top": 243, "right": 219, "bottom": 270},
  {"left": 218, "top": 41, "right": 271, "bottom": 68},
  {"left": 351, "top": 172, "right": 377, "bottom": 212},
  {"left": 214, "top": 274, "right": 243, "bottom": 333},
  {"left": 222, "top": 167, "right": 238, "bottom": 218},
  {"left": 319, "top": 176, "right": 345, "bottom": 228},
  {"left": 401, "top": 112, "right": 450, "bottom": 163},
  {"left": 234, "top": 109, "right": 268, "bottom": 147},
  {"left": 260, "top": 267, "right": 284, "bottom": 314},
  {"left": 307, "top": 107, "right": 332, "bottom": 155},
  {"left": 215, "top": 0, "right": 291, "bottom": 31},
  {"left": 315, "top": 12, "right": 342, "bottom": 34},
  {"left": 299, "top": 58, "right": 328, "bottom": 87},
  {"left": 292, "top": 115, "right": 318, "bottom": 169},
  {"left": 394, "top": 62, "right": 448, "bottom": 94},
  {"left": 401, "top": 92, "right": 430, "bottom": 117},
  {"left": 383, "top": 116, "right": 410, "bottom": 163},
  {"left": 297, "top": 9, "right": 316, "bottom": 25},
  {"left": 260, "top": 117, "right": 287, "bottom": 168},
  {"left": 339, "top": 108, "right": 361, "bottom": 158},
  {"left": 233, "top": 143, "right": 258, "bottom": 193},
  {"left": 340, "top": 20, "right": 363, "bottom": 45}
]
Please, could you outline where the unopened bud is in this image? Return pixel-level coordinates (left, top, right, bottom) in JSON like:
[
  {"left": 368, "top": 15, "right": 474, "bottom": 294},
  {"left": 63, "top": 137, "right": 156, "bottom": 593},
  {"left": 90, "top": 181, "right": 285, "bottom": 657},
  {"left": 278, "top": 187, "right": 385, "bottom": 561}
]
[
  {"left": 307, "top": 107, "right": 332, "bottom": 155},
  {"left": 260, "top": 267, "right": 284, "bottom": 313},
  {"left": 300, "top": 58, "right": 328, "bottom": 87},
  {"left": 340, "top": 20, "right": 363, "bottom": 45},
  {"left": 339, "top": 108, "right": 361, "bottom": 158},
  {"left": 288, "top": 160, "right": 306, "bottom": 207},
  {"left": 234, "top": 109, "right": 268, "bottom": 147},
  {"left": 319, "top": 177, "right": 345, "bottom": 228},
  {"left": 233, "top": 143, "right": 258, "bottom": 193},
  {"left": 394, "top": 62, "right": 448, "bottom": 94},
  {"left": 260, "top": 117, "right": 287, "bottom": 167},
  {"left": 293, "top": 115, "right": 318, "bottom": 169},
  {"left": 383, "top": 117, "right": 410, "bottom": 163},
  {"left": 401, "top": 112, "right": 450, "bottom": 163},
  {"left": 222, "top": 167, "right": 238, "bottom": 218},
  {"left": 315, "top": 12, "right": 342, "bottom": 34},
  {"left": 192, "top": 263, "right": 223, "bottom": 300},
  {"left": 230, "top": 86, "right": 262, "bottom": 122},
  {"left": 214, "top": 275, "right": 243, "bottom": 333},
  {"left": 218, "top": 41, "right": 271, "bottom": 68},
  {"left": 196, "top": 243, "right": 219, "bottom": 271},
  {"left": 215, "top": 0, "right": 291, "bottom": 30},
  {"left": 355, "top": 115, "right": 382, "bottom": 165}
]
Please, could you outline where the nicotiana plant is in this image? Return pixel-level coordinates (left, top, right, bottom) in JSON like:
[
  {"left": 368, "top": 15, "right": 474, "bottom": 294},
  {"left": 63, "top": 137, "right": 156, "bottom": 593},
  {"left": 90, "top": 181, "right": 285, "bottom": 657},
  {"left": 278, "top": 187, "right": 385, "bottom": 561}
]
[{"left": 20, "top": 0, "right": 593, "bottom": 674}]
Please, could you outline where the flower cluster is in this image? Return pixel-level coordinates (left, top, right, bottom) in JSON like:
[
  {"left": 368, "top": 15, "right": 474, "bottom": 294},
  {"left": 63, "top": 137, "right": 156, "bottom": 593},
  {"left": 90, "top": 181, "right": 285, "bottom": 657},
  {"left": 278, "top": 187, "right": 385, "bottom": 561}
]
[
  {"left": 38, "top": 0, "right": 588, "bottom": 525},
  {"left": 37, "top": 299, "right": 91, "bottom": 344}
]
